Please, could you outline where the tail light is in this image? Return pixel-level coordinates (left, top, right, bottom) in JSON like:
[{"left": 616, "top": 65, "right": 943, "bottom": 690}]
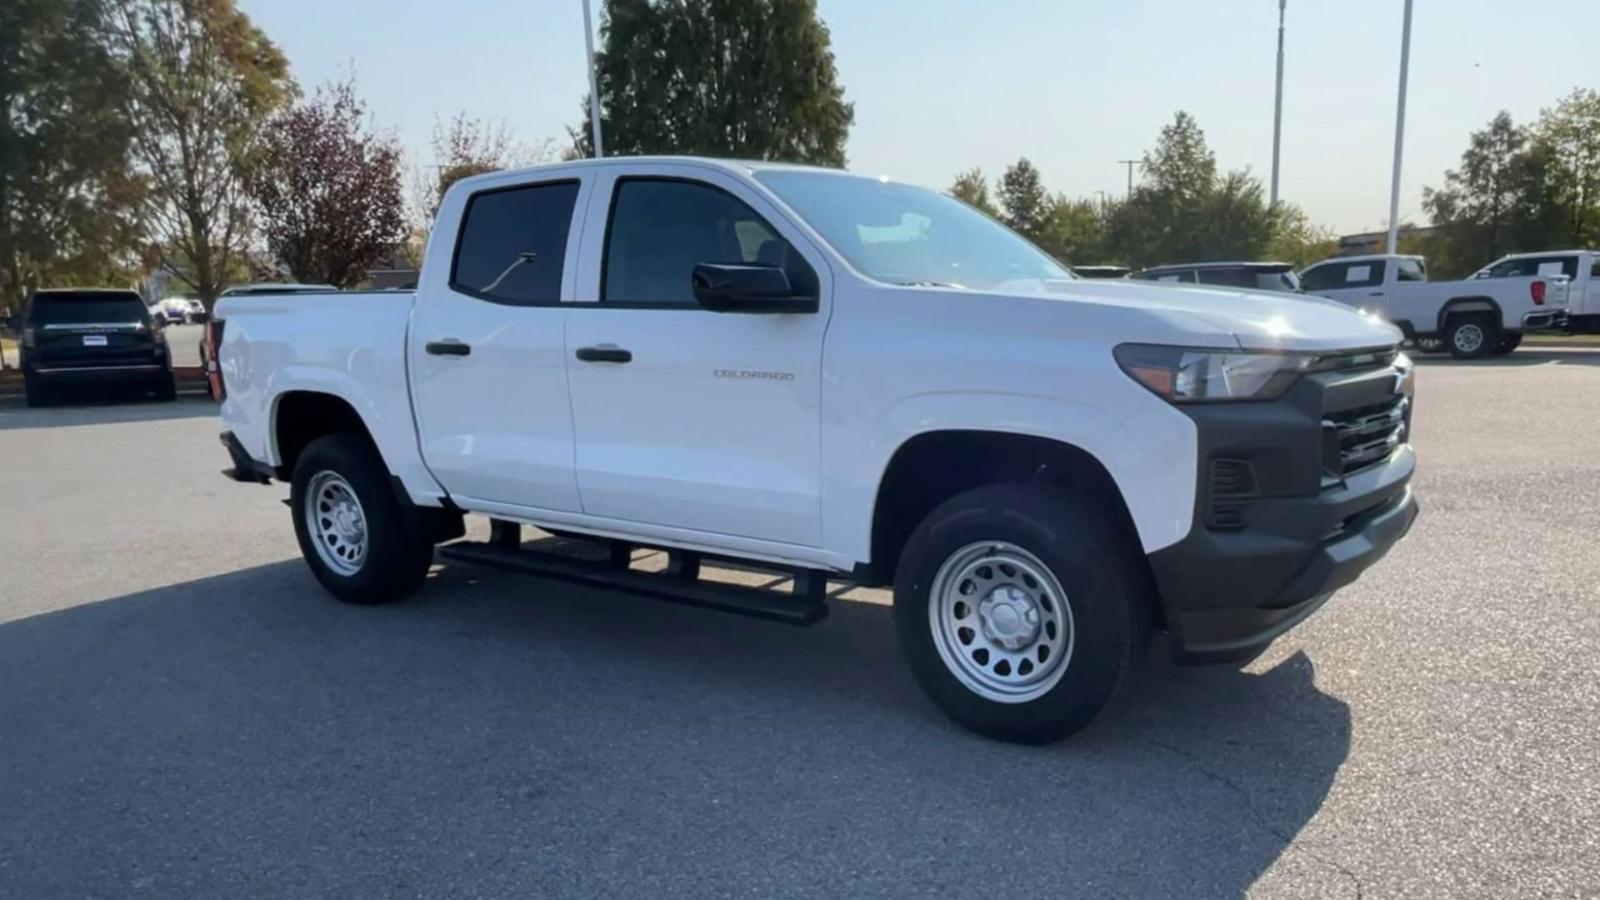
[
  {"left": 1531, "top": 280, "right": 1546, "bottom": 305},
  {"left": 204, "top": 319, "right": 226, "bottom": 401}
]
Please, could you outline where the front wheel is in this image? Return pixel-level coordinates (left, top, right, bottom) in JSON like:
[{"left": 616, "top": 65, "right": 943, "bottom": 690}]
[
  {"left": 290, "top": 433, "right": 434, "bottom": 604},
  {"left": 1493, "top": 333, "right": 1522, "bottom": 356},
  {"left": 894, "top": 483, "right": 1148, "bottom": 743}
]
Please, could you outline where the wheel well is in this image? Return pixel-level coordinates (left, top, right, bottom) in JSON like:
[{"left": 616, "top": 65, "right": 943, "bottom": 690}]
[
  {"left": 865, "top": 431, "right": 1140, "bottom": 587},
  {"left": 1437, "top": 297, "right": 1500, "bottom": 333},
  {"left": 272, "top": 391, "right": 374, "bottom": 479}
]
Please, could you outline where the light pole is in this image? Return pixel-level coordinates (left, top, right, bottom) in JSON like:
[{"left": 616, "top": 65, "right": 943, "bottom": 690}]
[
  {"left": 1386, "top": 0, "right": 1414, "bottom": 255},
  {"left": 1117, "top": 159, "right": 1140, "bottom": 197},
  {"left": 1270, "top": 0, "right": 1286, "bottom": 207},
  {"left": 581, "top": 0, "right": 604, "bottom": 158}
]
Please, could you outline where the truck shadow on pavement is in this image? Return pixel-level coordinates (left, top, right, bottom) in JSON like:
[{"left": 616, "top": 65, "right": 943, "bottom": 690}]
[{"left": 0, "top": 557, "right": 1353, "bottom": 899}]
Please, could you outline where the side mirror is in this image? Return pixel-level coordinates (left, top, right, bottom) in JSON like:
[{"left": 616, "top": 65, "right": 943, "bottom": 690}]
[{"left": 692, "top": 263, "right": 817, "bottom": 314}]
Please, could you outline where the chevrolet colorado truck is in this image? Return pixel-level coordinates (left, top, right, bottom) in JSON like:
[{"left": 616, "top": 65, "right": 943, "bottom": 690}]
[
  {"left": 1300, "top": 253, "right": 1569, "bottom": 358},
  {"left": 215, "top": 157, "right": 1418, "bottom": 743}
]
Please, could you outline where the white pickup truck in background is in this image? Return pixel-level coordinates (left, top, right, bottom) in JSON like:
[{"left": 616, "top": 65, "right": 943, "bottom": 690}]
[
  {"left": 1301, "top": 253, "right": 1569, "bottom": 358},
  {"left": 214, "top": 157, "right": 1417, "bottom": 743},
  {"left": 1471, "top": 249, "right": 1600, "bottom": 335}
]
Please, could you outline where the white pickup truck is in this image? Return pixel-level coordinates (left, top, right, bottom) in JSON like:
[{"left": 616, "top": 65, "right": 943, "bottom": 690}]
[
  {"left": 1300, "top": 253, "right": 1570, "bottom": 358},
  {"left": 1471, "top": 249, "right": 1600, "bottom": 335},
  {"left": 215, "top": 157, "right": 1418, "bottom": 743}
]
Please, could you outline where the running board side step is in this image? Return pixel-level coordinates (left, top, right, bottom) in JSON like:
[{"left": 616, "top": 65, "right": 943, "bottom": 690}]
[{"left": 438, "top": 525, "right": 830, "bottom": 626}]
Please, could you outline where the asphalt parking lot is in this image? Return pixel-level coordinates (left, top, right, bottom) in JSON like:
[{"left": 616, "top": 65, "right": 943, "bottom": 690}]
[{"left": 2, "top": 350, "right": 1598, "bottom": 899}]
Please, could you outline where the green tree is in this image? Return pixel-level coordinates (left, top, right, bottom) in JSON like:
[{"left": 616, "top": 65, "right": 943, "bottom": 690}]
[
  {"left": 249, "top": 77, "right": 407, "bottom": 288},
  {"left": 109, "top": 0, "right": 294, "bottom": 307},
  {"left": 997, "top": 158, "right": 1051, "bottom": 245},
  {"left": 1104, "top": 112, "right": 1274, "bottom": 267},
  {"left": 1040, "top": 196, "right": 1110, "bottom": 264},
  {"left": 1266, "top": 203, "right": 1337, "bottom": 268},
  {"left": 1421, "top": 111, "right": 1562, "bottom": 271},
  {"left": 1533, "top": 88, "right": 1600, "bottom": 247},
  {"left": 575, "top": 0, "right": 853, "bottom": 165},
  {"left": 949, "top": 168, "right": 998, "bottom": 217},
  {"left": 0, "top": 0, "right": 145, "bottom": 311}
]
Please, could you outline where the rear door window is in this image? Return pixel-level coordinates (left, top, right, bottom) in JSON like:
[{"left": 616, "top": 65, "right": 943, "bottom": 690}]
[
  {"left": 450, "top": 180, "right": 580, "bottom": 304},
  {"left": 1300, "top": 263, "right": 1348, "bottom": 292},
  {"left": 28, "top": 292, "right": 148, "bottom": 325}
]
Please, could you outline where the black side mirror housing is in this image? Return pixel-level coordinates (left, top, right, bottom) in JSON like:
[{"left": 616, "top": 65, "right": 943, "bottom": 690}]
[{"left": 692, "top": 263, "right": 817, "bottom": 314}]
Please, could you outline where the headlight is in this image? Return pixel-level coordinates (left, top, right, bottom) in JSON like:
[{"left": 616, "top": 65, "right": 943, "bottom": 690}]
[{"left": 1114, "top": 344, "right": 1315, "bottom": 402}]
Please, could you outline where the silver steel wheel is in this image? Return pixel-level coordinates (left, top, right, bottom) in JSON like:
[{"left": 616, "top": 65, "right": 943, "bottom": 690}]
[
  {"left": 1452, "top": 322, "right": 1485, "bottom": 354},
  {"left": 928, "top": 541, "right": 1075, "bottom": 703},
  {"left": 304, "top": 471, "right": 368, "bottom": 577}
]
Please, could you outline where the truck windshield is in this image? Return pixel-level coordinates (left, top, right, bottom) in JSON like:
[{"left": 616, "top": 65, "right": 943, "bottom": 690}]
[{"left": 754, "top": 171, "right": 1071, "bottom": 290}]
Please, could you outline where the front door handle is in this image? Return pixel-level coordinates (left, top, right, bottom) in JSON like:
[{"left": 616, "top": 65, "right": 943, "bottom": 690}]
[
  {"left": 575, "top": 345, "right": 632, "bottom": 363},
  {"left": 1369, "top": 291, "right": 1385, "bottom": 297},
  {"left": 426, "top": 340, "right": 471, "bottom": 357}
]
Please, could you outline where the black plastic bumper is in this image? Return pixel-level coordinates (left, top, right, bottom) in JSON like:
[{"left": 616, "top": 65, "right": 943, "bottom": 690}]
[
  {"left": 26, "top": 363, "right": 170, "bottom": 386},
  {"left": 1148, "top": 355, "right": 1419, "bottom": 663},
  {"left": 220, "top": 431, "right": 272, "bottom": 484}
]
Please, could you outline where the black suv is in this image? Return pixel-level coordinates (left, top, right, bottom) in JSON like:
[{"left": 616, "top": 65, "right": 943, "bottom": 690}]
[
  {"left": 15, "top": 288, "right": 175, "bottom": 406},
  {"left": 1130, "top": 261, "right": 1302, "bottom": 294}
]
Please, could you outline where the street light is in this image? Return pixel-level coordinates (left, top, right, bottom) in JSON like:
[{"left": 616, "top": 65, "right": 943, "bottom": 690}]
[
  {"left": 1386, "top": 0, "right": 1415, "bottom": 255},
  {"left": 581, "top": 0, "right": 604, "bottom": 158},
  {"left": 1270, "top": 0, "right": 1286, "bottom": 207}
]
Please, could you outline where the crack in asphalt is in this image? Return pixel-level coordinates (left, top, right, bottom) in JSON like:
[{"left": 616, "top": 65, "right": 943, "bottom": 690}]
[{"left": 1147, "top": 737, "right": 1366, "bottom": 900}]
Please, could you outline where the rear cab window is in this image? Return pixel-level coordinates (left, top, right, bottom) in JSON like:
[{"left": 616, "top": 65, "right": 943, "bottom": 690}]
[
  {"left": 27, "top": 291, "right": 149, "bottom": 326},
  {"left": 450, "top": 180, "right": 581, "bottom": 304}
]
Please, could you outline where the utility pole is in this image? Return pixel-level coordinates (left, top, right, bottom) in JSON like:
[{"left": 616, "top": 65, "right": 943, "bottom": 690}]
[
  {"left": 581, "top": 0, "right": 604, "bottom": 158},
  {"left": 1386, "top": 0, "right": 1414, "bottom": 255},
  {"left": 1117, "top": 159, "right": 1140, "bottom": 197},
  {"left": 1270, "top": 0, "right": 1286, "bottom": 207}
]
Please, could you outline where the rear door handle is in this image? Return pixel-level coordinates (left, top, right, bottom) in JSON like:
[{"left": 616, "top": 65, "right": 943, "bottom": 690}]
[
  {"left": 575, "top": 345, "right": 632, "bottom": 363},
  {"left": 425, "top": 340, "right": 471, "bottom": 357}
]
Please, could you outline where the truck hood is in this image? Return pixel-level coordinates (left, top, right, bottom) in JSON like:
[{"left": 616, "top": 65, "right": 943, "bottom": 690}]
[{"left": 989, "top": 278, "right": 1403, "bottom": 352}]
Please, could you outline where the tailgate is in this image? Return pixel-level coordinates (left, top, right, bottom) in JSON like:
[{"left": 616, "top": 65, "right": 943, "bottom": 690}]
[{"left": 35, "top": 324, "right": 162, "bottom": 368}]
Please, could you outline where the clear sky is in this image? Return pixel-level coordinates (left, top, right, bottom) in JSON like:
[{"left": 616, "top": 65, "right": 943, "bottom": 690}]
[{"left": 238, "top": 0, "right": 1596, "bottom": 235}]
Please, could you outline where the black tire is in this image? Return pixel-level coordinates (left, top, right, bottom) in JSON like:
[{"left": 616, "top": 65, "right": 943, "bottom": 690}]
[
  {"left": 1412, "top": 336, "right": 1446, "bottom": 354},
  {"left": 1445, "top": 313, "right": 1498, "bottom": 360},
  {"left": 154, "top": 374, "right": 177, "bottom": 402},
  {"left": 1493, "top": 333, "right": 1522, "bottom": 356},
  {"left": 893, "top": 482, "right": 1149, "bottom": 744},
  {"left": 289, "top": 433, "right": 434, "bottom": 604}
]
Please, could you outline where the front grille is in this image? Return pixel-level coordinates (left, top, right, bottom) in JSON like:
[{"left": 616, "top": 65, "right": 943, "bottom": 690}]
[{"left": 1323, "top": 394, "right": 1408, "bottom": 477}]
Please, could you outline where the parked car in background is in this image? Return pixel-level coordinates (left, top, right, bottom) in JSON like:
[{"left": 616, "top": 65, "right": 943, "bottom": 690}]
[
  {"left": 213, "top": 157, "right": 1416, "bottom": 744},
  {"left": 151, "top": 298, "right": 190, "bottom": 324},
  {"left": 15, "top": 288, "right": 175, "bottom": 406},
  {"left": 1300, "top": 253, "right": 1569, "bottom": 359},
  {"left": 1068, "top": 265, "right": 1130, "bottom": 279},
  {"left": 1130, "top": 261, "right": 1302, "bottom": 294},
  {"left": 1471, "top": 250, "right": 1600, "bottom": 334}
]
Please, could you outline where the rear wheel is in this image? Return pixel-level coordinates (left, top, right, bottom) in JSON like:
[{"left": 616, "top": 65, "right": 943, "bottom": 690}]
[
  {"left": 290, "top": 434, "right": 434, "bottom": 604},
  {"left": 1445, "top": 314, "right": 1498, "bottom": 360},
  {"left": 1493, "top": 333, "right": 1522, "bottom": 356},
  {"left": 893, "top": 483, "right": 1148, "bottom": 743}
]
